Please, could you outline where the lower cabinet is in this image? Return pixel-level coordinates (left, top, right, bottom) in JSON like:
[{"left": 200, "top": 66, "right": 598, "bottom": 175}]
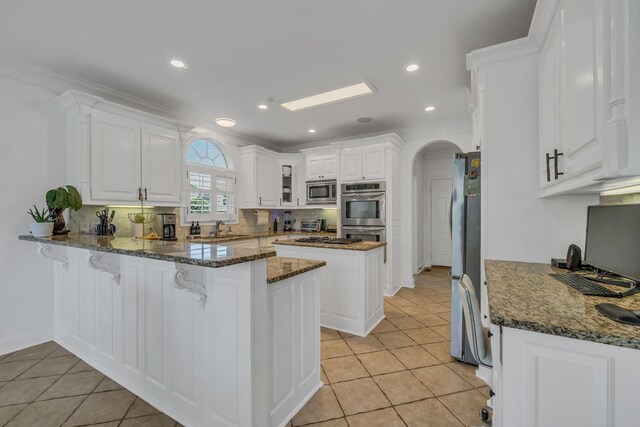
[
  {"left": 493, "top": 326, "right": 640, "bottom": 427},
  {"left": 275, "top": 245, "right": 385, "bottom": 337},
  {"left": 48, "top": 246, "right": 321, "bottom": 427}
]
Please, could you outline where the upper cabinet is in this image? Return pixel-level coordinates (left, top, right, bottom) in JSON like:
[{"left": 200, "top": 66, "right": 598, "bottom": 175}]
[
  {"left": 238, "top": 147, "right": 278, "bottom": 208},
  {"left": 279, "top": 158, "right": 305, "bottom": 207},
  {"left": 305, "top": 154, "right": 338, "bottom": 180},
  {"left": 536, "top": 0, "right": 640, "bottom": 195},
  {"left": 340, "top": 145, "right": 386, "bottom": 182},
  {"left": 90, "top": 112, "right": 181, "bottom": 204},
  {"left": 539, "top": 0, "right": 605, "bottom": 192},
  {"left": 238, "top": 147, "right": 306, "bottom": 208},
  {"left": 57, "top": 91, "right": 184, "bottom": 206}
]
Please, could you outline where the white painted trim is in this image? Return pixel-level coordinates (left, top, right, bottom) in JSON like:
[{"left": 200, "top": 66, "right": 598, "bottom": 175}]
[
  {"left": 425, "top": 175, "right": 454, "bottom": 269},
  {"left": 467, "top": 37, "right": 540, "bottom": 72},
  {"left": 0, "top": 327, "right": 54, "bottom": 357},
  {"left": 528, "top": 0, "right": 561, "bottom": 51}
]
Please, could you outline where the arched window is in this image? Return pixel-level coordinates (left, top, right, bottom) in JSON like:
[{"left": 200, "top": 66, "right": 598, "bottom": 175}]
[{"left": 185, "top": 138, "right": 236, "bottom": 223}]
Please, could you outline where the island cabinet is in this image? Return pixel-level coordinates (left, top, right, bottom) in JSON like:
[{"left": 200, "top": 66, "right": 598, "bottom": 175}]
[
  {"left": 56, "top": 90, "right": 184, "bottom": 206},
  {"left": 274, "top": 240, "right": 386, "bottom": 337},
  {"left": 24, "top": 236, "right": 323, "bottom": 427},
  {"left": 485, "top": 260, "right": 640, "bottom": 427}
]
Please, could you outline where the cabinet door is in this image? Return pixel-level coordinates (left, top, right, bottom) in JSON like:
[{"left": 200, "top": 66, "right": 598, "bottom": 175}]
[
  {"left": 340, "top": 149, "right": 363, "bottom": 182},
  {"left": 363, "top": 146, "right": 386, "bottom": 180},
  {"left": 321, "top": 155, "right": 338, "bottom": 179},
  {"left": 141, "top": 124, "right": 181, "bottom": 204},
  {"left": 559, "top": 0, "right": 603, "bottom": 178},
  {"left": 91, "top": 111, "right": 141, "bottom": 201},
  {"left": 278, "top": 160, "right": 296, "bottom": 207},
  {"left": 257, "top": 156, "right": 277, "bottom": 206},
  {"left": 539, "top": 13, "right": 562, "bottom": 188},
  {"left": 306, "top": 156, "right": 323, "bottom": 180}
]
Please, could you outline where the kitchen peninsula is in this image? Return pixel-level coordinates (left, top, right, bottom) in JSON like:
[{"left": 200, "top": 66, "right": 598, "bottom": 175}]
[
  {"left": 275, "top": 238, "right": 386, "bottom": 337},
  {"left": 485, "top": 260, "right": 640, "bottom": 427},
  {"left": 19, "top": 234, "right": 325, "bottom": 427}
]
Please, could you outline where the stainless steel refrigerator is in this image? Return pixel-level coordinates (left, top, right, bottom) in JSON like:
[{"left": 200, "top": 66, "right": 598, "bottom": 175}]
[{"left": 450, "top": 152, "right": 481, "bottom": 365}]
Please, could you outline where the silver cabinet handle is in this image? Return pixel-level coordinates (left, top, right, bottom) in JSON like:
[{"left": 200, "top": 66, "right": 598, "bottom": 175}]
[
  {"left": 144, "top": 187, "right": 148, "bottom": 201},
  {"left": 259, "top": 196, "right": 262, "bottom": 206},
  {"left": 297, "top": 198, "right": 299, "bottom": 206},
  {"left": 280, "top": 198, "right": 282, "bottom": 205}
]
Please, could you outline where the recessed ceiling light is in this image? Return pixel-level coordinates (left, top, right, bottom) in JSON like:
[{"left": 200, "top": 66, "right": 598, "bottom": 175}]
[
  {"left": 257, "top": 104, "right": 268, "bottom": 110},
  {"left": 357, "top": 117, "right": 373, "bottom": 123},
  {"left": 308, "top": 129, "right": 316, "bottom": 134},
  {"left": 406, "top": 64, "right": 420, "bottom": 72},
  {"left": 425, "top": 106, "right": 435, "bottom": 112},
  {"left": 215, "top": 118, "right": 236, "bottom": 127},
  {"left": 281, "top": 82, "right": 375, "bottom": 112},
  {"left": 169, "top": 59, "right": 188, "bottom": 69}
]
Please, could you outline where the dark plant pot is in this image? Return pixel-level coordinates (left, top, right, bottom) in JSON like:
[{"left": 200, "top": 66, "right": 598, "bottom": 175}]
[{"left": 52, "top": 208, "right": 66, "bottom": 234}]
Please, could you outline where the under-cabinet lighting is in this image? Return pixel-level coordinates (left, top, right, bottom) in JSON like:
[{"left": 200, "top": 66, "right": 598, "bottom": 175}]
[
  {"left": 425, "top": 106, "right": 435, "bottom": 112},
  {"left": 281, "top": 82, "right": 375, "bottom": 112},
  {"left": 258, "top": 104, "right": 268, "bottom": 110},
  {"left": 601, "top": 185, "right": 640, "bottom": 196},
  {"left": 406, "top": 64, "right": 420, "bottom": 72},
  {"left": 308, "top": 129, "right": 316, "bottom": 134}
]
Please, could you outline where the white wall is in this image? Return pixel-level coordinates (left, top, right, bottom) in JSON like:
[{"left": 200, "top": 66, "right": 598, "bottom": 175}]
[
  {"left": 399, "top": 123, "right": 474, "bottom": 287},
  {"left": 480, "top": 55, "right": 598, "bottom": 266},
  {"left": 0, "top": 77, "right": 64, "bottom": 353}
]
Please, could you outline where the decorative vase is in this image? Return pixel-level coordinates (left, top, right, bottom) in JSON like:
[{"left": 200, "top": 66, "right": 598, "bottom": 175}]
[
  {"left": 51, "top": 208, "right": 66, "bottom": 234},
  {"left": 29, "top": 222, "right": 54, "bottom": 237}
]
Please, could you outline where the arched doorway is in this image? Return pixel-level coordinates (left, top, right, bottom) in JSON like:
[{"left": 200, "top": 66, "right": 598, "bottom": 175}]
[{"left": 412, "top": 141, "right": 463, "bottom": 274}]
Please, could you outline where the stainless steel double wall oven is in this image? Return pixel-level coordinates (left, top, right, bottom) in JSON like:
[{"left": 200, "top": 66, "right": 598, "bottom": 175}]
[{"left": 341, "top": 181, "right": 386, "bottom": 242}]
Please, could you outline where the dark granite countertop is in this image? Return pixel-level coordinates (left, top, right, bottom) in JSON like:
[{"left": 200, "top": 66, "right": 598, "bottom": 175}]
[
  {"left": 185, "top": 231, "right": 336, "bottom": 244},
  {"left": 274, "top": 240, "right": 386, "bottom": 251},
  {"left": 485, "top": 260, "right": 640, "bottom": 350},
  {"left": 19, "top": 234, "right": 276, "bottom": 268},
  {"left": 267, "top": 257, "right": 326, "bottom": 284}
]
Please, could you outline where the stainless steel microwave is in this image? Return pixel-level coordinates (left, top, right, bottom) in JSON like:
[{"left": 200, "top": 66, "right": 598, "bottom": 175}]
[{"left": 306, "top": 180, "right": 337, "bottom": 205}]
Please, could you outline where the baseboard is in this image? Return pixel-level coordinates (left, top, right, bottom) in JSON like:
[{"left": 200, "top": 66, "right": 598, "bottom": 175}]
[
  {"left": 0, "top": 327, "right": 54, "bottom": 356},
  {"left": 278, "top": 380, "right": 323, "bottom": 427}
]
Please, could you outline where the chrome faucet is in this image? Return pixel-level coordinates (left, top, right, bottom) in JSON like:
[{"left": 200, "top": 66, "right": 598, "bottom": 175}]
[{"left": 210, "top": 220, "right": 225, "bottom": 237}]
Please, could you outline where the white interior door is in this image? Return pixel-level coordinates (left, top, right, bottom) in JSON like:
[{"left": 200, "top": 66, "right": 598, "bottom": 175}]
[{"left": 430, "top": 178, "right": 453, "bottom": 266}]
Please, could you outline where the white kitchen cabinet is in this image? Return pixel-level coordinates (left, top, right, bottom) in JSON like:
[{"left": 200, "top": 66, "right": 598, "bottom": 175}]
[
  {"left": 141, "top": 124, "right": 181, "bottom": 203},
  {"left": 536, "top": 0, "right": 640, "bottom": 196},
  {"left": 305, "top": 154, "right": 338, "bottom": 180},
  {"left": 90, "top": 111, "right": 142, "bottom": 202},
  {"left": 493, "top": 326, "right": 640, "bottom": 427},
  {"left": 238, "top": 146, "right": 279, "bottom": 208},
  {"left": 340, "top": 145, "right": 386, "bottom": 182},
  {"left": 58, "top": 91, "right": 184, "bottom": 206},
  {"left": 257, "top": 155, "right": 277, "bottom": 207},
  {"left": 278, "top": 156, "right": 306, "bottom": 207}
]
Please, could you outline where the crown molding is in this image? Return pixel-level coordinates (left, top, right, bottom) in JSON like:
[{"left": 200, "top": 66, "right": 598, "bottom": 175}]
[
  {"left": 528, "top": 0, "right": 561, "bottom": 51},
  {"left": 466, "top": 37, "right": 540, "bottom": 72},
  {"left": 0, "top": 53, "right": 272, "bottom": 148}
]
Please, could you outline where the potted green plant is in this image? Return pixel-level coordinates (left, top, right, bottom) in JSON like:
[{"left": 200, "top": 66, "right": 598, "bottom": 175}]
[
  {"left": 46, "top": 185, "right": 83, "bottom": 234},
  {"left": 27, "top": 205, "right": 54, "bottom": 237}
]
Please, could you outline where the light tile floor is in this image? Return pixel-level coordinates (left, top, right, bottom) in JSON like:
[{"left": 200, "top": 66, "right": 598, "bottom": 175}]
[{"left": 0, "top": 267, "right": 489, "bottom": 427}]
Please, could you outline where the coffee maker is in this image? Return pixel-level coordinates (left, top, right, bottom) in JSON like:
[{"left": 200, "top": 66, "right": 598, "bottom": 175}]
[{"left": 156, "top": 213, "right": 177, "bottom": 241}]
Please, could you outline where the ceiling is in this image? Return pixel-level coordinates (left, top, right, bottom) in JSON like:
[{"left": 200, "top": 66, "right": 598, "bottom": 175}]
[{"left": 0, "top": 0, "right": 536, "bottom": 147}]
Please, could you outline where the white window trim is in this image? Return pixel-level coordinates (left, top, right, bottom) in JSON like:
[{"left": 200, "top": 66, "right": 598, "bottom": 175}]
[{"left": 182, "top": 138, "right": 238, "bottom": 226}]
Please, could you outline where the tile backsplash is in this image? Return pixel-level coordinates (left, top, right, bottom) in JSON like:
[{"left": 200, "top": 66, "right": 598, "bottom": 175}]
[{"left": 70, "top": 206, "right": 338, "bottom": 239}]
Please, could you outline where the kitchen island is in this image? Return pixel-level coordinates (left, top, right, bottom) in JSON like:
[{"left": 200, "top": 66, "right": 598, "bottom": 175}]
[
  {"left": 485, "top": 260, "right": 640, "bottom": 427},
  {"left": 19, "top": 235, "right": 325, "bottom": 427},
  {"left": 274, "top": 239, "right": 386, "bottom": 337}
]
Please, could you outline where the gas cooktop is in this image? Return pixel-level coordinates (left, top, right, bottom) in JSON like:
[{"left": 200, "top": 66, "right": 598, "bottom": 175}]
[{"left": 294, "top": 237, "right": 362, "bottom": 245}]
